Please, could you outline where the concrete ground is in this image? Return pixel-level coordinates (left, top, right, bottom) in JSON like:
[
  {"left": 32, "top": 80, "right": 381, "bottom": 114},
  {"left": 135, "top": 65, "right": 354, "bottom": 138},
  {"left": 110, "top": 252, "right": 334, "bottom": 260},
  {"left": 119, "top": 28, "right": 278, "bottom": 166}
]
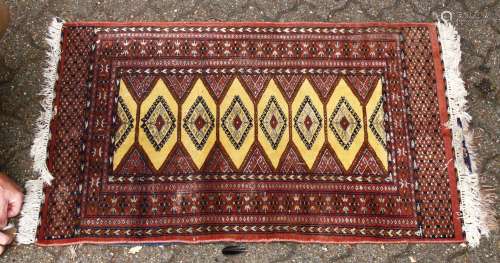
[{"left": 0, "top": 0, "right": 498, "bottom": 262}]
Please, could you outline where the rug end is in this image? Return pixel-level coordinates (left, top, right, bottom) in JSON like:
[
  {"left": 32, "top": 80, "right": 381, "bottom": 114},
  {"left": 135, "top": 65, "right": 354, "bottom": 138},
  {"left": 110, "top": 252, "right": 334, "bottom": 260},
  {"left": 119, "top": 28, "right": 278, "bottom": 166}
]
[
  {"left": 436, "top": 12, "right": 496, "bottom": 247},
  {"left": 18, "top": 17, "right": 65, "bottom": 245}
]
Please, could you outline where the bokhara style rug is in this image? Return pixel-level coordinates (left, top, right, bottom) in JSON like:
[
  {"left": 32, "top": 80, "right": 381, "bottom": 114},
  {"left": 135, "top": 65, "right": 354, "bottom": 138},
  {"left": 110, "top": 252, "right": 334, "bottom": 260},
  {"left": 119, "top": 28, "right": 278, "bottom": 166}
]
[{"left": 17, "top": 18, "right": 493, "bottom": 246}]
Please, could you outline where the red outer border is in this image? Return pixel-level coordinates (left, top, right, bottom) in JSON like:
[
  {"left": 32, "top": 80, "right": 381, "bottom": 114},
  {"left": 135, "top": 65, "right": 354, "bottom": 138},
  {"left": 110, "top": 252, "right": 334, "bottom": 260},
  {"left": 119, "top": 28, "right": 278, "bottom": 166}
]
[
  {"left": 37, "top": 21, "right": 465, "bottom": 246},
  {"left": 64, "top": 21, "right": 435, "bottom": 28},
  {"left": 38, "top": 234, "right": 464, "bottom": 247}
]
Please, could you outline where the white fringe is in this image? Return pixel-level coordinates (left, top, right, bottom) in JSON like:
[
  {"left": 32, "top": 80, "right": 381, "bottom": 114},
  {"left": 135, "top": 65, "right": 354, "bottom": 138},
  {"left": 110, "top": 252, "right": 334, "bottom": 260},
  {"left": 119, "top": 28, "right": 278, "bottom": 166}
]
[
  {"left": 17, "top": 17, "right": 65, "bottom": 244},
  {"left": 436, "top": 12, "right": 492, "bottom": 247}
]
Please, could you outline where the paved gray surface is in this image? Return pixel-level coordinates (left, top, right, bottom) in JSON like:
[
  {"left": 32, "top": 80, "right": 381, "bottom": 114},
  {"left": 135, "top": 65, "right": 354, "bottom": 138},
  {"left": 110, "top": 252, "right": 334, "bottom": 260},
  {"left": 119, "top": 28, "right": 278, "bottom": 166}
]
[{"left": 0, "top": 0, "right": 498, "bottom": 262}]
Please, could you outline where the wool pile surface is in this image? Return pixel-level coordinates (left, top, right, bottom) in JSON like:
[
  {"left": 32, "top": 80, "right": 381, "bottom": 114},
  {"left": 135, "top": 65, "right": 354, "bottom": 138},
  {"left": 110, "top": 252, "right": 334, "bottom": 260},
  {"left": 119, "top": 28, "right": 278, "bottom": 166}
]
[{"left": 35, "top": 22, "right": 467, "bottom": 245}]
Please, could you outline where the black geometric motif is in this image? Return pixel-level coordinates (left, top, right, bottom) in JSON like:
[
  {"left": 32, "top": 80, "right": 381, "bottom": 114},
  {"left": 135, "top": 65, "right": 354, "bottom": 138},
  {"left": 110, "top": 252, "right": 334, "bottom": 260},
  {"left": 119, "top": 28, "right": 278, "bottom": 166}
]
[
  {"left": 368, "top": 97, "right": 386, "bottom": 148},
  {"left": 293, "top": 96, "right": 323, "bottom": 150},
  {"left": 114, "top": 96, "right": 134, "bottom": 151},
  {"left": 329, "top": 96, "right": 362, "bottom": 150},
  {"left": 183, "top": 96, "right": 215, "bottom": 150},
  {"left": 259, "top": 96, "right": 287, "bottom": 150},
  {"left": 140, "top": 96, "right": 176, "bottom": 151},
  {"left": 221, "top": 96, "right": 253, "bottom": 149}
]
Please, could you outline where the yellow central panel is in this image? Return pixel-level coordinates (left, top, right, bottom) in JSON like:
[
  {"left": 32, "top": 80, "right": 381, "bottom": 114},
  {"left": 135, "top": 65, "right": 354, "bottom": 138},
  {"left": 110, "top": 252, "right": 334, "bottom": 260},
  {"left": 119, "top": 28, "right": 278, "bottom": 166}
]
[
  {"left": 114, "top": 75, "right": 387, "bottom": 174},
  {"left": 326, "top": 78, "right": 364, "bottom": 170},
  {"left": 366, "top": 79, "right": 388, "bottom": 170},
  {"left": 219, "top": 78, "right": 255, "bottom": 169},
  {"left": 181, "top": 78, "right": 217, "bottom": 169},
  {"left": 112, "top": 80, "right": 137, "bottom": 170},
  {"left": 257, "top": 79, "right": 289, "bottom": 169},
  {"left": 291, "top": 79, "right": 325, "bottom": 169},
  {"left": 138, "top": 79, "right": 178, "bottom": 170}
]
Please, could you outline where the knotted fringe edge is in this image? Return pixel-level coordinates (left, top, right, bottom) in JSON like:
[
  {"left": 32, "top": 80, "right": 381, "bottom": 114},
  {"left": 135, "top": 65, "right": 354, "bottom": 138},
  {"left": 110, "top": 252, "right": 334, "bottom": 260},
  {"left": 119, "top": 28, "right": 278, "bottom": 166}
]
[
  {"left": 17, "top": 17, "right": 65, "bottom": 244},
  {"left": 436, "top": 13, "right": 495, "bottom": 247}
]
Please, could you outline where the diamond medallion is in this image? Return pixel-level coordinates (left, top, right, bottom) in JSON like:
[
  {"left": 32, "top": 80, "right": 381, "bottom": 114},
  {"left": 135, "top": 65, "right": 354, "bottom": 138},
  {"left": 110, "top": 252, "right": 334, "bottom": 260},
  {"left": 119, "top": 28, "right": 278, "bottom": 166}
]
[
  {"left": 141, "top": 96, "right": 176, "bottom": 151},
  {"left": 221, "top": 96, "right": 253, "bottom": 150},
  {"left": 259, "top": 96, "right": 287, "bottom": 150},
  {"left": 183, "top": 96, "right": 216, "bottom": 150},
  {"left": 329, "top": 96, "right": 362, "bottom": 151},
  {"left": 293, "top": 96, "right": 323, "bottom": 150}
]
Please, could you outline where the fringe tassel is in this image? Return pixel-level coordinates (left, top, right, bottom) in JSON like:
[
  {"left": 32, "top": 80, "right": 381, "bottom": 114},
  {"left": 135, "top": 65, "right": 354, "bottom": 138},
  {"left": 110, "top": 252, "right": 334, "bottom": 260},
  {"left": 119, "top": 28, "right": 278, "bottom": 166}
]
[
  {"left": 17, "top": 17, "right": 65, "bottom": 245},
  {"left": 436, "top": 12, "right": 495, "bottom": 247}
]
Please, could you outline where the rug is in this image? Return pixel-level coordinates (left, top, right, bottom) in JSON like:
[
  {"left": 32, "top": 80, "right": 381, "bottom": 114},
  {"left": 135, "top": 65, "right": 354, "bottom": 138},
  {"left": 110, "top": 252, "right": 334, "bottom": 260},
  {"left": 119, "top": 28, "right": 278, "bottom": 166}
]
[{"left": 17, "top": 18, "right": 493, "bottom": 246}]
